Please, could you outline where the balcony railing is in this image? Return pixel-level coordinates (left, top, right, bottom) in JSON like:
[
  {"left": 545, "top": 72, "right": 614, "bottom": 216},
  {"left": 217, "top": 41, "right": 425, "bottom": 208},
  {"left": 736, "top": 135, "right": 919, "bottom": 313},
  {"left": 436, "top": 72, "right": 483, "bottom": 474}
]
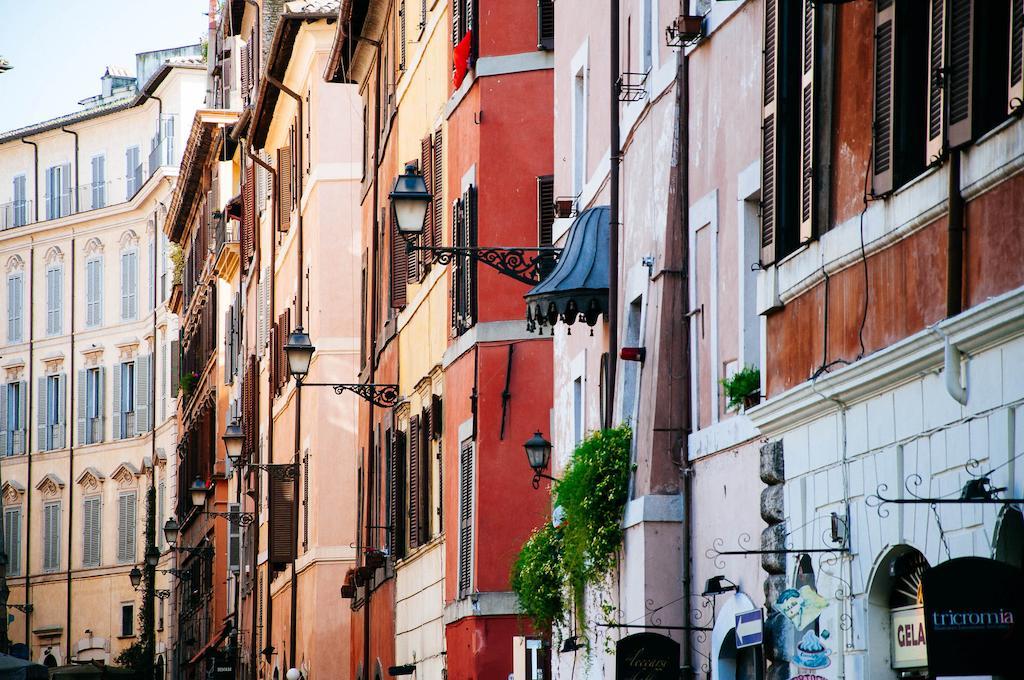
[
  {"left": 214, "top": 216, "right": 236, "bottom": 256},
  {"left": 0, "top": 200, "right": 32, "bottom": 229}
]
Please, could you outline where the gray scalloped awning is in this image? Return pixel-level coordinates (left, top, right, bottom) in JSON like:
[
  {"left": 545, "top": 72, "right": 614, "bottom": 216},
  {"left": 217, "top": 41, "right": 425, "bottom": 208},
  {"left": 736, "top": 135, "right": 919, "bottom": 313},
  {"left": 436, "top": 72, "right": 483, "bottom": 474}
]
[{"left": 525, "top": 206, "right": 610, "bottom": 333}]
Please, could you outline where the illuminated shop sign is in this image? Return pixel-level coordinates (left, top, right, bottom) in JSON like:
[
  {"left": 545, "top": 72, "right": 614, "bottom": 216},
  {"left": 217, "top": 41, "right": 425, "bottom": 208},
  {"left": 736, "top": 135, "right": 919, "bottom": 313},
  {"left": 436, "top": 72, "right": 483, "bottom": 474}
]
[{"left": 890, "top": 605, "right": 927, "bottom": 670}]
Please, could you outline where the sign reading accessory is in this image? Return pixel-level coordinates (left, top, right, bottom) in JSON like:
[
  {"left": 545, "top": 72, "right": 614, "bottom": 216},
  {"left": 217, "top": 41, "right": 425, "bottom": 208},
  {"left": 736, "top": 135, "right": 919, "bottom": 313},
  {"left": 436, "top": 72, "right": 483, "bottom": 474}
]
[
  {"left": 921, "top": 556, "right": 1024, "bottom": 677},
  {"left": 615, "top": 632, "right": 679, "bottom": 679}
]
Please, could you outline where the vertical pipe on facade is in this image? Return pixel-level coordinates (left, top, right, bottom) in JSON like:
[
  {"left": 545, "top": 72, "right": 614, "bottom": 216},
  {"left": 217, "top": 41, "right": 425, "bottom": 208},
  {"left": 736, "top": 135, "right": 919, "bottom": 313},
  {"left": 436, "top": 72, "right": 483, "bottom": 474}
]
[
  {"left": 148, "top": 205, "right": 160, "bottom": 677},
  {"left": 60, "top": 128, "right": 79, "bottom": 213},
  {"left": 263, "top": 70, "right": 303, "bottom": 672},
  {"left": 607, "top": 0, "right": 620, "bottom": 431},
  {"left": 947, "top": 152, "right": 964, "bottom": 317},
  {"left": 23, "top": 240, "right": 34, "bottom": 646},
  {"left": 20, "top": 139, "right": 38, "bottom": 222},
  {"left": 65, "top": 234, "right": 76, "bottom": 658}
]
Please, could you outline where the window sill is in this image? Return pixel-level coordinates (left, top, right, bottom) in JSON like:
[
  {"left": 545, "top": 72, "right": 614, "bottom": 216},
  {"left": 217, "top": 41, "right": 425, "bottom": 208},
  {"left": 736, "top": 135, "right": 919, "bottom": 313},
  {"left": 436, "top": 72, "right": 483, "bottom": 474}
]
[{"left": 116, "top": 635, "right": 136, "bottom": 640}]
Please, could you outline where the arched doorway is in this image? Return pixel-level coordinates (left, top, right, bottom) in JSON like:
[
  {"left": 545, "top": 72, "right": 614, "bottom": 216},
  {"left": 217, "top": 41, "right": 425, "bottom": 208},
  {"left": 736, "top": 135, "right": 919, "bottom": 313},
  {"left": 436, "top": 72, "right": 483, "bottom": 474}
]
[
  {"left": 867, "top": 546, "right": 928, "bottom": 680},
  {"left": 710, "top": 592, "right": 763, "bottom": 680},
  {"left": 994, "top": 506, "right": 1024, "bottom": 568},
  {"left": 156, "top": 654, "right": 166, "bottom": 680}
]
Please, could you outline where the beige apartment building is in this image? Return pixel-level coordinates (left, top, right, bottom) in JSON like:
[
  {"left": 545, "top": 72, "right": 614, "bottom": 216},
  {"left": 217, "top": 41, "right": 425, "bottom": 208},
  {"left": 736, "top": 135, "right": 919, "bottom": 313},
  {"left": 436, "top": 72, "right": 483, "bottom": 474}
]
[{"left": 0, "top": 48, "right": 204, "bottom": 671}]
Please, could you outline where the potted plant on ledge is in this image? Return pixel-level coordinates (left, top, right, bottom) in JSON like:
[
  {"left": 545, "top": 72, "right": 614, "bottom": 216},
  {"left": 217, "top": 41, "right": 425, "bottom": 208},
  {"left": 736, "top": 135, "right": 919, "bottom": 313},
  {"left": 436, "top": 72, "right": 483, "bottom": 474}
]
[{"left": 721, "top": 365, "right": 761, "bottom": 412}]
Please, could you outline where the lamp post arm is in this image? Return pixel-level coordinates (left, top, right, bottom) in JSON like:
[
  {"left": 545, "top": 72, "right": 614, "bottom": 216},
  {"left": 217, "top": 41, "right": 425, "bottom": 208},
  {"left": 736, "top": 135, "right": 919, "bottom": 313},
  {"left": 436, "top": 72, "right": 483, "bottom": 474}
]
[
  {"left": 405, "top": 243, "right": 562, "bottom": 286},
  {"left": 298, "top": 382, "right": 400, "bottom": 407}
]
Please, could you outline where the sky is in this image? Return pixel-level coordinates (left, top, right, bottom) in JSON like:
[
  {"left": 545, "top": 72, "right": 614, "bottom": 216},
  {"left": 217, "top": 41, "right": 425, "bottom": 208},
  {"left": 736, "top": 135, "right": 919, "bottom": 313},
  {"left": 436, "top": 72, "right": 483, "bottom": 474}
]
[{"left": 0, "top": 0, "right": 211, "bottom": 134}]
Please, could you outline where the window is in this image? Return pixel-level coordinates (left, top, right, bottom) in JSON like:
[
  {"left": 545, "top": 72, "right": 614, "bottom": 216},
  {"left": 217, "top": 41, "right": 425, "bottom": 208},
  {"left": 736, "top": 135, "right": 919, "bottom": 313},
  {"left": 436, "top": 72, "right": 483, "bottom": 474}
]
[
  {"left": 120, "top": 603, "right": 134, "bottom": 637},
  {"left": 621, "top": 296, "right": 643, "bottom": 426},
  {"left": 452, "top": 0, "right": 474, "bottom": 46},
  {"left": 538, "top": 0, "right": 554, "bottom": 50},
  {"left": 450, "top": 186, "right": 477, "bottom": 335},
  {"left": 158, "top": 481, "right": 166, "bottom": 550},
  {"left": 11, "top": 175, "right": 27, "bottom": 227},
  {"left": 2, "top": 381, "right": 25, "bottom": 456},
  {"left": 91, "top": 154, "right": 106, "bottom": 209},
  {"left": 388, "top": 429, "right": 407, "bottom": 559},
  {"left": 42, "top": 374, "right": 65, "bottom": 451},
  {"left": 572, "top": 67, "right": 587, "bottom": 196},
  {"left": 46, "top": 265, "right": 63, "bottom": 336},
  {"left": 457, "top": 439, "right": 474, "bottom": 598},
  {"left": 82, "top": 496, "right": 101, "bottom": 567},
  {"left": 115, "top": 361, "right": 136, "bottom": 439},
  {"left": 642, "top": 0, "right": 654, "bottom": 73},
  {"left": 44, "top": 164, "right": 71, "bottom": 220},
  {"left": 537, "top": 175, "right": 555, "bottom": 247},
  {"left": 126, "top": 146, "right": 141, "bottom": 198},
  {"left": 82, "top": 367, "right": 104, "bottom": 445},
  {"left": 121, "top": 250, "right": 138, "bottom": 320},
  {"left": 85, "top": 257, "right": 103, "bottom": 327},
  {"left": 3, "top": 507, "right": 20, "bottom": 575},
  {"left": 117, "top": 492, "right": 137, "bottom": 563},
  {"left": 573, "top": 377, "right": 583, "bottom": 446},
  {"left": 7, "top": 273, "right": 23, "bottom": 343},
  {"left": 43, "top": 501, "right": 60, "bottom": 572}
]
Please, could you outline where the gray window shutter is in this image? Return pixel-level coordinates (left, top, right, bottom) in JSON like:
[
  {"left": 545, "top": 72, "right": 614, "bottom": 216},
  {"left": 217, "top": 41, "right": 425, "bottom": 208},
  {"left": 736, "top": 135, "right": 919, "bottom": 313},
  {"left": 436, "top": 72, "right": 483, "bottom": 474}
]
[
  {"left": 17, "top": 381, "right": 26, "bottom": 454},
  {"left": 798, "top": 0, "right": 815, "bottom": 243},
  {"left": 926, "top": 0, "right": 946, "bottom": 164},
  {"left": 948, "top": 0, "right": 975, "bottom": 149},
  {"left": 0, "top": 384, "right": 7, "bottom": 456},
  {"left": 78, "top": 370, "right": 87, "bottom": 445},
  {"left": 97, "top": 367, "right": 106, "bottom": 443},
  {"left": 136, "top": 355, "right": 150, "bottom": 433},
  {"left": 44, "top": 503, "right": 60, "bottom": 571},
  {"left": 37, "top": 376, "right": 47, "bottom": 452},
  {"left": 170, "top": 341, "right": 180, "bottom": 397},
  {"left": 872, "top": 0, "right": 895, "bottom": 195},
  {"left": 83, "top": 497, "right": 101, "bottom": 567},
  {"left": 457, "top": 440, "right": 474, "bottom": 598},
  {"left": 118, "top": 492, "right": 136, "bottom": 562},
  {"left": 112, "top": 364, "right": 121, "bottom": 440},
  {"left": 61, "top": 164, "right": 71, "bottom": 216},
  {"left": 56, "top": 372, "right": 66, "bottom": 449},
  {"left": 5, "top": 509, "right": 20, "bottom": 575}
]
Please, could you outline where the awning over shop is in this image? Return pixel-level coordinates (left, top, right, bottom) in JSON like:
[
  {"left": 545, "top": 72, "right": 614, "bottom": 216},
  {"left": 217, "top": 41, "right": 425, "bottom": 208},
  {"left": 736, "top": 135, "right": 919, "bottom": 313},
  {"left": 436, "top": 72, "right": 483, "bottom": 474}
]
[
  {"left": 186, "top": 625, "right": 229, "bottom": 666},
  {"left": 525, "top": 205, "right": 610, "bottom": 334}
]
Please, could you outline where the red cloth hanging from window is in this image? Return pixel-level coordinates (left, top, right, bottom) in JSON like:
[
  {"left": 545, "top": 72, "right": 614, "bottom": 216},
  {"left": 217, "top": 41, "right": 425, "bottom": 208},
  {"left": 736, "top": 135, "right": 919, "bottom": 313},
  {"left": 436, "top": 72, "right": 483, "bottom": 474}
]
[{"left": 453, "top": 30, "right": 473, "bottom": 89}]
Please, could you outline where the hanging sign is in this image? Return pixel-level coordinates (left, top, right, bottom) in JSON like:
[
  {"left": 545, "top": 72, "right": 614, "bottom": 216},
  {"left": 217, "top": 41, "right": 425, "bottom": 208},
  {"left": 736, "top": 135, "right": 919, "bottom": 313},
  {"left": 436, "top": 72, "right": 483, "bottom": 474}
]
[
  {"left": 615, "top": 632, "right": 679, "bottom": 679},
  {"left": 734, "top": 609, "right": 764, "bottom": 648},
  {"left": 922, "top": 557, "right": 1024, "bottom": 677},
  {"left": 890, "top": 605, "right": 927, "bottom": 669}
]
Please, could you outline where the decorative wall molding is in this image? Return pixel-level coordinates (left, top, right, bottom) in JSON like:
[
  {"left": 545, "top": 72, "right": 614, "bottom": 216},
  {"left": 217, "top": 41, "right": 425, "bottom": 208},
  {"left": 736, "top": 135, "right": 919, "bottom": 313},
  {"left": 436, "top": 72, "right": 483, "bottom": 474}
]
[
  {"left": 84, "top": 238, "right": 104, "bottom": 255},
  {"left": 111, "top": 462, "right": 141, "bottom": 488},
  {"left": 119, "top": 229, "right": 140, "bottom": 249},
  {"left": 76, "top": 467, "right": 106, "bottom": 490},
  {"left": 2, "top": 481, "right": 25, "bottom": 505},
  {"left": 35, "top": 473, "right": 66, "bottom": 498},
  {"left": 44, "top": 246, "right": 63, "bottom": 265},
  {"left": 5, "top": 254, "right": 24, "bottom": 273}
]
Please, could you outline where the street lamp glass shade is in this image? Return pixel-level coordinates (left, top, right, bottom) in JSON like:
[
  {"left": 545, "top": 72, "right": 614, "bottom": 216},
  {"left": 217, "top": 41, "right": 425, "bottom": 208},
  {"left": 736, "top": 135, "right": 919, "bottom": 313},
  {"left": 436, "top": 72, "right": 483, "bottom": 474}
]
[
  {"left": 523, "top": 431, "right": 552, "bottom": 473},
  {"left": 145, "top": 545, "right": 160, "bottom": 567},
  {"left": 286, "top": 669, "right": 302, "bottom": 680},
  {"left": 284, "top": 327, "right": 315, "bottom": 378},
  {"left": 129, "top": 566, "right": 143, "bottom": 589},
  {"left": 163, "top": 517, "right": 180, "bottom": 545},
  {"left": 223, "top": 420, "right": 244, "bottom": 463},
  {"left": 189, "top": 477, "right": 210, "bottom": 507},
  {"left": 389, "top": 163, "right": 432, "bottom": 235}
]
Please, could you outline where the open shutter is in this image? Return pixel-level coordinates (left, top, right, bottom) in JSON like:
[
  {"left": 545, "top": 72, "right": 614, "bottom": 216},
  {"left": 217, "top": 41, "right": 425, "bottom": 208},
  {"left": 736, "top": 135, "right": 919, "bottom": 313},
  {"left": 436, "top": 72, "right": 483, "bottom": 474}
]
[
  {"left": 420, "top": 135, "right": 434, "bottom": 272},
  {"left": 463, "top": 186, "right": 477, "bottom": 327},
  {"left": 97, "top": 367, "right": 105, "bottom": 442},
  {"left": 0, "top": 385, "right": 7, "bottom": 456},
  {"left": 135, "top": 356, "right": 150, "bottom": 433},
  {"left": 450, "top": 198, "right": 462, "bottom": 336},
  {"left": 56, "top": 373, "right": 66, "bottom": 449},
  {"left": 112, "top": 364, "right": 121, "bottom": 440},
  {"left": 457, "top": 439, "right": 474, "bottom": 597},
  {"left": 872, "top": 0, "right": 896, "bottom": 195},
  {"left": 17, "top": 381, "right": 26, "bottom": 453},
  {"left": 242, "top": 161, "right": 255, "bottom": 269},
  {"left": 390, "top": 210, "right": 408, "bottom": 308},
  {"left": 391, "top": 429, "right": 407, "bottom": 559},
  {"left": 37, "top": 377, "right": 47, "bottom": 451},
  {"left": 278, "top": 146, "right": 292, "bottom": 232},
  {"left": 538, "top": 0, "right": 555, "bottom": 50},
  {"left": 400, "top": 0, "right": 408, "bottom": 70},
  {"left": 537, "top": 175, "right": 555, "bottom": 246},
  {"left": 420, "top": 407, "right": 431, "bottom": 541},
  {"left": 269, "top": 465, "right": 297, "bottom": 567},
  {"left": 452, "top": 0, "right": 461, "bottom": 46},
  {"left": 761, "top": 0, "right": 780, "bottom": 264},
  {"left": 432, "top": 129, "right": 444, "bottom": 249},
  {"left": 798, "top": 0, "right": 815, "bottom": 243},
  {"left": 408, "top": 417, "right": 420, "bottom": 549},
  {"left": 948, "top": 0, "right": 974, "bottom": 148},
  {"left": 1011, "top": 0, "right": 1024, "bottom": 115},
  {"left": 927, "top": 0, "right": 947, "bottom": 163}
]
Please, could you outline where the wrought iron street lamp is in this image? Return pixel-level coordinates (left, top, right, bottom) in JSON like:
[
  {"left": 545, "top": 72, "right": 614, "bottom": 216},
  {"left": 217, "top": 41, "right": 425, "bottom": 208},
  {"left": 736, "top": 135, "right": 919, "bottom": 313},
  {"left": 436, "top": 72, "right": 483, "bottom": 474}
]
[
  {"left": 189, "top": 477, "right": 211, "bottom": 507},
  {"left": 145, "top": 545, "right": 160, "bottom": 567},
  {"left": 129, "top": 566, "right": 143, "bottom": 589},
  {"left": 223, "top": 419, "right": 244, "bottom": 464},
  {"left": 163, "top": 517, "right": 179, "bottom": 545},
  {"left": 283, "top": 328, "right": 399, "bottom": 407},
  {"left": 390, "top": 164, "right": 562, "bottom": 285},
  {"left": 523, "top": 431, "right": 559, "bottom": 489}
]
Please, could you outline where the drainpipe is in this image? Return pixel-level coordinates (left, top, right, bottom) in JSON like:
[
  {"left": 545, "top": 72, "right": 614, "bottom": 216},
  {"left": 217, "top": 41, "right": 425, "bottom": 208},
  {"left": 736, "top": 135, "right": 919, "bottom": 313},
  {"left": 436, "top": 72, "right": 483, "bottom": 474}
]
[
  {"left": 23, "top": 241, "right": 35, "bottom": 649},
  {"left": 20, "top": 139, "right": 38, "bottom": 222},
  {"left": 263, "top": 70, "right": 303, "bottom": 673},
  {"left": 64, "top": 235, "right": 76, "bottom": 659},
  {"left": 607, "top": 0, "right": 620, "bottom": 431},
  {"left": 946, "top": 152, "right": 964, "bottom": 317},
  {"left": 60, "top": 128, "right": 79, "bottom": 213}
]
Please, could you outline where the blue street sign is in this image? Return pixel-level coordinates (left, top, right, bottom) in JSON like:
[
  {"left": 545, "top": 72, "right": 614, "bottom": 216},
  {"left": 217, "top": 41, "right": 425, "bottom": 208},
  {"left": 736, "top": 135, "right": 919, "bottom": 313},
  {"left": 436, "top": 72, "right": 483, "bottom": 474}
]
[{"left": 735, "top": 609, "right": 764, "bottom": 648}]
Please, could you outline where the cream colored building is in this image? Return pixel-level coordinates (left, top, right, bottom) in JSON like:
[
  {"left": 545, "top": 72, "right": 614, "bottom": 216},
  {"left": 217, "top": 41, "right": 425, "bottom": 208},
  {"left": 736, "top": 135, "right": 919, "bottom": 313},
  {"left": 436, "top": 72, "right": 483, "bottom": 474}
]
[{"left": 0, "top": 49, "right": 204, "bottom": 671}]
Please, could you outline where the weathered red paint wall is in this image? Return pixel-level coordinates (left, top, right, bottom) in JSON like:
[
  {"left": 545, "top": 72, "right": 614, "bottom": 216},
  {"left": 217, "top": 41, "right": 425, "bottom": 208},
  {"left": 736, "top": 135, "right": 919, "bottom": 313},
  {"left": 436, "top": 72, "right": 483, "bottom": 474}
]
[
  {"left": 965, "top": 173, "right": 1024, "bottom": 307},
  {"left": 479, "top": 0, "right": 544, "bottom": 57},
  {"left": 446, "top": 616, "right": 530, "bottom": 680}
]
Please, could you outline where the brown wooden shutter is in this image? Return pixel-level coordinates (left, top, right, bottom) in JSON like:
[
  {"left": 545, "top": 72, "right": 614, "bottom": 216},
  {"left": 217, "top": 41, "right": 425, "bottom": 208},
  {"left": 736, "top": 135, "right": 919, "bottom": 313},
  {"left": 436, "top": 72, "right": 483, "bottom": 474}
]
[
  {"left": 948, "top": 0, "right": 975, "bottom": 148},
  {"left": 1010, "top": 0, "right": 1024, "bottom": 114},
  {"left": 450, "top": 198, "right": 462, "bottom": 336},
  {"left": 420, "top": 407, "right": 431, "bottom": 543},
  {"left": 457, "top": 439, "right": 473, "bottom": 597},
  {"left": 431, "top": 394, "right": 443, "bottom": 438},
  {"left": 390, "top": 429, "right": 407, "bottom": 558},
  {"left": 408, "top": 416, "right": 420, "bottom": 549},
  {"left": 400, "top": 0, "right": 407, "bottom": 70},
  {"left": 242, "top": 161, "right": 255, "bottom": 271},
  {"left": 276, "top": 310, "right": 290, "bottom": 392},
  {"left": 432, "top": 129, "right": 444, "bottom": 249},
  {"left": 537, "top": 175, "right": 555, "bottom": 246},
  {"left": 241, "top": 43, "right": 251, "bottom": 103},
  {"left": 390, "top": 210, "right": 408, "bottom": 308},
  {"left": 926, "top": 0, "right": 947, "bottom": 163},
  {"left": 465, "top": 187, "right": 477, "bottom": 326},
  {"left": 269, "top": 323, "right": 278, "bottom": 394},
  {"left": 452, "top": 0, "right": 461, "bottom": 46},
  {"left": 421, "top": 136, "right": 434, "bottom": 275},
  {"left": 269, "top": 466, "right": 296, "bottom": 567},
  {"left": 798, "top": 0, "right": 815, "bottom": 243},
  {"left": 761, "top": 0, "right": 780, "bottom": 264},
  {"left": 538, "top": 0, "right": 555, "bottom": 50},
  {"left": 290, "top": 122, "right": 299, "bottom": 206},
  {"left": 278, "top": 146, "right": 292, "bottom": 232},
  {"left": 872, "top": 0, "right": 896, "bottom": 195}
]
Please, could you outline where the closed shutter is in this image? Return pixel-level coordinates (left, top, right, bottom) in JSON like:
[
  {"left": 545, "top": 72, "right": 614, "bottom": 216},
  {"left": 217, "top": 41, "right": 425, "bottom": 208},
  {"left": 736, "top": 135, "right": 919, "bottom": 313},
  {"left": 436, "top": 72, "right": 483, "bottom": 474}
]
[
  {"left": 420, "top": 406, "right": 431, "bottom": 541},
  {"left": 170, "top": 341, "right": 180, "bottom": 397},
  {"left": 432, "top": 128, "right": 444, "bottom": 249},
  {"left": 83, "top": 496, "right": 101, "bottom": 567},
  {"left": 400, "top": 0, "right": 408, "bottom": 70},
  {"left": 242, "top": 161, "right": 255, "bottom": 270},
  {"left": 135, "top": 355, "right": 151, "bottom": 433},
  {"left": 77, "top": 370, "right": 87, "bottom": 445},
  {"left": 390, "top": 429, "right": 407, "bottom": 559},
  {"left": 43, "top": 502, "right": 60, "bottom": 571},
  {"left": 4, "top": 509, "right": 20, "bottom": 575},
  {"left": 269, "top": 323, "right": 278, "bottom": 394},
  {"left": 390, "top": 210, "right": 408, "bottom": 308},
  {"left": 948, "top": 0, "right": 974, "bottom": 148},
  {"left": 420, "top": 135, "right": 434, "bottom": 274},
  {"left": 37, "top": 376, "right": 47, "bottom": 451},
  {"left": 269, "top": 465, "right": 296, "bottom": 566},
  {"left": 408, "top": 417, "right": 420, "bottom": 549},
  {"left": 538, "top": 0, "right": 555, "bottom": 50},
  {"left": 761, "top": 0, "right": 780, "bottom": 264},
  {"left": 450, "top": 198, "right": 463, "bottom": 336},
  {"left": 798, "top": 0, "right": 815, "bottom": 243},
  {"left": 872, "top": 0, "right": 896, "bottom": 195},
  {"left": 278, "top": 146, "right": 292, "bottom": 232},
  {"left": 457, "top": 439, "right": 474, "bottom": 597},
  {"left": 926, "top": 0, "right": 947, "bottom": 163},
  {"left": 118, "top": 492, "right": 136, "bottom": 562},
  {"left": 536, "top": 175, "right": 555, "bottom": 247},
  {"left": 112, "top": 364, "right": 121, "bottom": 440},
  {"left": 1011, "top": 0, "right": 1024, "bottom": 114},
  {"left": 462, "top": 186, "right": 477, "bottom": 328}
]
